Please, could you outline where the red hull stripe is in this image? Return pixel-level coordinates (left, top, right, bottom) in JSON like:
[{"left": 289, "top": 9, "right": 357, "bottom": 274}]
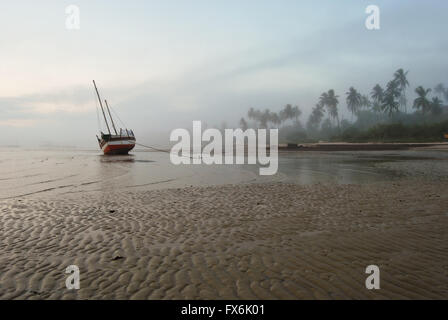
[{"left": 103, "top": 144, "right": 135, "bottom": 155}]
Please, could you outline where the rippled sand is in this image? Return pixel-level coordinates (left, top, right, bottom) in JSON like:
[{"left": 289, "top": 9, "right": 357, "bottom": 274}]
[{"left": 1, "top": 179, "right": 447, "bottom": 299}]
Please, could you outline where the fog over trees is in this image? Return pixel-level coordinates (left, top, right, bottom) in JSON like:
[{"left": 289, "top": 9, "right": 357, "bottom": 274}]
[{"left": 233, "top": 68, "right": 448, "bottom": 143}]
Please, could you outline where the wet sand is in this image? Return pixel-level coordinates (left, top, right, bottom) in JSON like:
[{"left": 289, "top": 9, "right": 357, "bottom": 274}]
[{"left": 1, "top": 178, "right": 447, "bottom": 299}]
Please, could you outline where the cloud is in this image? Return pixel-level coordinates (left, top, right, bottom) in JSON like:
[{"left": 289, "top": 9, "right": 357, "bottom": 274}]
[{"left": 0, "top": 119, "right": 37, "bottom": 127}]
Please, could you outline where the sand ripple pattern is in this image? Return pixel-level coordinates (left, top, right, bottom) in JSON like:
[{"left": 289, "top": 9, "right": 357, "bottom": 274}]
[{"left": 0, "top": 180, "right": 447, "bottom": 299}]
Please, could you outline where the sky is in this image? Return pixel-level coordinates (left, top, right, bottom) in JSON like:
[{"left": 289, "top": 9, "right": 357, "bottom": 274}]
[{"left": 0, "top": 0, "right": 447, "bottom": 147}]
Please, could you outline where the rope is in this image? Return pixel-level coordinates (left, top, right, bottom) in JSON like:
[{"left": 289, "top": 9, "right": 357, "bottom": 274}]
[
  {"left": 134, "top": 142, "right": 195, "bottom": 159},
  {"left": 135, "top": 142, "right": 170, "bottom": 153}
]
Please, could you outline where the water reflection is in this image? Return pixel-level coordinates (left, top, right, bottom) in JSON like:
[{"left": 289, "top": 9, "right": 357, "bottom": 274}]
[
  {"left": 99, "top": 154, "right": 135, "bottom": 163},
  {"left": 275, "top": 153, "right": 401, "bottom": 185},
  {"left": 1, "top": 148, "right": 446, "bottom": 199}
]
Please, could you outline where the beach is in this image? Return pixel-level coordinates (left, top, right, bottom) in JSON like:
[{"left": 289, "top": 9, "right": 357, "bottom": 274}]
[
  {"left": 2, "top": 0, "right": 448, "bottom": 305},
  {"left": 1, "top": 154, "right": 447, "bottom": 299}
]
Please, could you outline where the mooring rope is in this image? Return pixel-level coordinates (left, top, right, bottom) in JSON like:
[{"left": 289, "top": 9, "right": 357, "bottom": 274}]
[
  {"left": 134, "top": 142, "right": 195, "bottom": 159},
  {"left": 134, "top": 142, "right": 170, "bottom": 153}
]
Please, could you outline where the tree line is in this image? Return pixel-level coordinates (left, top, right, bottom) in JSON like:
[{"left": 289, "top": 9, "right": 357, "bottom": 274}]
[{"left": 238, "top": 68, "right": 448, "bottom": 141}]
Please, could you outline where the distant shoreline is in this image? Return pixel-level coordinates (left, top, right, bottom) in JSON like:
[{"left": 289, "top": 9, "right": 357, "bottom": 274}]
[
  {"left": 2, "top": 142, "right": 447, "bottom": 153},
  {"left": 277, "top": 142, "right": 448, "bottom": 152}
]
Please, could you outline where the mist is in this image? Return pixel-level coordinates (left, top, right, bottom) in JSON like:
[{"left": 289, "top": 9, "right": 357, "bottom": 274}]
[{"left": 1, "top": 1, "right": 447, "bottom": 148}]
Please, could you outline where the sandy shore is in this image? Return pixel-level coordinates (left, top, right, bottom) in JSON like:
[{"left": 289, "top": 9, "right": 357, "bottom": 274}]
[{"left": 0, "top": 179, "right": 447, "bottom": 299}]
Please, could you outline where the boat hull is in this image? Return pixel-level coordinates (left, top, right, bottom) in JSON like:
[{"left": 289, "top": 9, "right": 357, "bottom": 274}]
[
  {"left": 102, "top": 141, "right": 135, "bottom": 155},
  {"left": 98, "top": 136, "right": 136, "bottom": 155}
]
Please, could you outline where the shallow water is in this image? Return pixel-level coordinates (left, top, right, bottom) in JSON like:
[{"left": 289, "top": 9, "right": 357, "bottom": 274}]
[{"left": 0, "top": 147, "right": 447, "bottom": 199}]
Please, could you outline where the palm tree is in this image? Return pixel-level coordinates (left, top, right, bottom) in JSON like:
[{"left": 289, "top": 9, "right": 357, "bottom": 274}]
[
  {"left": 239, "top": 117, "right": 248, "bottom": 130},
  {"left": 430, "top": 97, "right": 443, "bottom": 116},
  {"left": 269, "top": 112, "right": 281, "bottom": 128},
  {"left": 247, "top": 107, "right": 256, "bottom": 120},
  {"left": 291, "top": 105, "right": 302, "bottom": 124},
  {"left": 279, "top": 104, "right": 294, "bottom": 124},
  {"left": 346, "top": 87, "right": 362, "bottom": 121},
  {"left": 327, "top": 89, "right": 340, "bottom": 129},
  {"left": 259, "top": 109, "right": 271, "bottom": 128},
  {"left": 320, "top": 90, "right": 340, "bottom": 129},
  {"left": 394, "top": 68, "right": 409, "bottom": 113},
  {"left": 382, "top": 80, "right": 401, "bottom": 117},
  {"left": 319, "top": 92, "right": 329, "bottom": 111},
  {"left": 279, "top": 104, "right": 288, "bottom": 123},
  {"left": 279, "top": 104, "right": 301, "bottom": 126},
  {"left": 413, "top": 86, "right": 432, "bottom": 115},
  {"left": 306, "top": 103, "right": 325, "bottom": 131},
  {"left": 371, "top": 84, "right": 384, "bottom": 113},
  {"left": 247, "top": 107, "right": 263, "bottom": 127},
  {"left": 360, "top": 95, "right": 371, "bottom": 109}
]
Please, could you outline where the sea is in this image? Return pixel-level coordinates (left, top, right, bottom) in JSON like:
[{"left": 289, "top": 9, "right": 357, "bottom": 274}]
[{"left": 1, "top": 147, "right": 447, "bottom": 200}]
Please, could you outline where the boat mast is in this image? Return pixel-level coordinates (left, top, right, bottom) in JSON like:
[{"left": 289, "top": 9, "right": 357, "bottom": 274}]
[
  {"left": 104, "top": 100, "right": 118, "bottom": 135},
  {"left": 93, "top": 80, "right": 111, "bottom": 135}
]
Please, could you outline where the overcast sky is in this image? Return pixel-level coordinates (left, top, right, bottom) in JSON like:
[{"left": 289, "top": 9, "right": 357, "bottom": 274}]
[{"left": 0, "top": 0, "right": 447, "bottom": 147}]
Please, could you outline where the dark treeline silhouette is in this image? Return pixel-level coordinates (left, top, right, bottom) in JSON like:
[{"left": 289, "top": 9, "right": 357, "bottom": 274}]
[{"left": 237, "top": 68, "right": 448, "bottom": 143}]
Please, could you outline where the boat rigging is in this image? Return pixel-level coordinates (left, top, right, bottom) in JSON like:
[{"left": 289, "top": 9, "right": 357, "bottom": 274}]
[{"left": 93, "top": 80, "right": 136, "bottom": 155}]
